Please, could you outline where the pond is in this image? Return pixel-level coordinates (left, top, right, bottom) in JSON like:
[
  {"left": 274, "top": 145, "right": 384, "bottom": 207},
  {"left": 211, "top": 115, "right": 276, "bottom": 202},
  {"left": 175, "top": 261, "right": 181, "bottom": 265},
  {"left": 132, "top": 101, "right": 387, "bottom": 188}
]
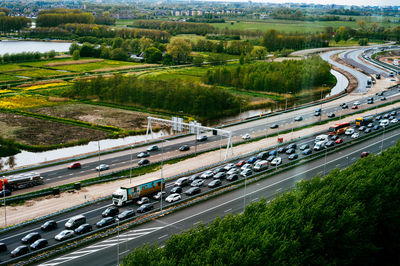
[{"left": 0, "top": 40, "right": 71, "bottom": 55}]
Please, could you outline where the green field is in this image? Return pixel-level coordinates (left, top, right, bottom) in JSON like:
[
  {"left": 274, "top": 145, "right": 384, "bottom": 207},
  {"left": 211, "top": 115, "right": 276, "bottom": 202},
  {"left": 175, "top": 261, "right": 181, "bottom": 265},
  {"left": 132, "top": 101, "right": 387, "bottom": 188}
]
[
  {"left": 47, "top": 60, "right": 141, "bottom": 72},
  {"left": 11, "top": 69, "right": 65, "bottom": 78},
  {"left": 0, "top": 74, "right": 22, "bottom": 81}
]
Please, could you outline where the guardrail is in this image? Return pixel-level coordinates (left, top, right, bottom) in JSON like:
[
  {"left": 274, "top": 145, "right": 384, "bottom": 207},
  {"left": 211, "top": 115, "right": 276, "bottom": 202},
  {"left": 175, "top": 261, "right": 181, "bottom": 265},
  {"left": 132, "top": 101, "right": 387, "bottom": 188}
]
[{"left": 7, "top": 118, "right": 400, "bottom": 266}]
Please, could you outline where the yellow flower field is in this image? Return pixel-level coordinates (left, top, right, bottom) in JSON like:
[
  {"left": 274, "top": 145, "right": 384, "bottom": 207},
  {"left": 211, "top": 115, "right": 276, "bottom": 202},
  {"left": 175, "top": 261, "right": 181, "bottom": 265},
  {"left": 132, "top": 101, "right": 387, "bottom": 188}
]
[
  {"left": 21, "top": 82, "right": 69, "bottom": 91},
  {"left": 0, "top": 95, "right": 57, "bottom": 109},
  {"left": 0, "top": 89, "right": 13, "bottom": 94}
]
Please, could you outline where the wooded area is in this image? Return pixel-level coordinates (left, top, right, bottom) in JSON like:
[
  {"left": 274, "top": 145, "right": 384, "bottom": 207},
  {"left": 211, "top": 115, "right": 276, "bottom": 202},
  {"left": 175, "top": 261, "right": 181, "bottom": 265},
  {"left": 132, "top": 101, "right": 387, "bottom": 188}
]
[
  {"left": 36, "top": 9, "right": 94, "bottom": 27},
  {"left": 122, "top": 141, "right": 400, "bottom": 265},
  {"left": 203, "top": 56, "right": 333, "bottom": 94},
  {"left": 262, "top": 30, "right": 330, "bottom": 51},
  {"left": 132, "top": 20, "right": 215, "bottom": 36},
  {"left": 66, "top": 75, "right": 243, "bottom": 119}
]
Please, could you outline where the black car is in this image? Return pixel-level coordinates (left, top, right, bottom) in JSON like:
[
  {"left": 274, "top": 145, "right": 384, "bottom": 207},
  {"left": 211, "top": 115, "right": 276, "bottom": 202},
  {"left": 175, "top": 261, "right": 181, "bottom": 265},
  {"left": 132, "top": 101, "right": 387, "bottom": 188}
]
[
  {"left": 208, "top": 179, "right": 222, "bottom": 188},
  {"left": 10, "top": 245, "right": 29, "bottom": 258},
  {"left": 102, "top": 206, "right": 119, "bottom": 217},
  {"left": 197, "top": 135, "right": 208, "bottom": 142},
  {"left": 270, "top": 124, "right": 279, "bottom": 129},
  {"left": 189, "top": 173, "right": 201, "bottom": 182},
  {"left": 117, "top": 210, "right": 135, "bottom": 221},
  {"left": 341, "top": 104, "right": 348, "bottom": 109},
  {"left": 328, "top": 113, "right": 335, "bottom": 118},
  {"left": 277, "top": 147, "right": 286, "bottom": 153},
  {"left": 364, "top": 128, "right": 372, "bottom": 133},
  {"left": 137, "top": 203, "right": 153, "bottom": 213},
  {"left": 0, "top": 242, "right": 7, "bottom": 252},
  {"left": 41, "top": 220, "right": 57, "bottom": 231},
  {"left": 137, "top": 151, "right": 150, "bottom": 158},
  {"left": 375, "top": 115, "right": 382, "bottom": 121},
  {"left": 213, "top": 172, "right": 226, "bottom": 180},
  {"left": 389, "top": 116, "right": 395, "bottom": 120},
  {"left": 373, "top": 125, "right": 380, "bottom": 130},
  {"left": 0, "top": 189, "right": 11, "bottom": 197},
  {"left": 96, "top": 217, "right": 115, "bottom": 228},
  {"left": 138, "top": 159, "right": 150, "bottom": 166},
  {"left": 74, "top": 224, "right": 93, "bottom": 235},
  {"left": 325, "top": 141, "right": 335, "bottom": 147},
  {"left": 330, "top": 135, "right": 338, "bottom": 141},
  {"left": 383, "top": 113, "right": 390, "bottom": 119},
  {"left": 302, "top": 148, "right": 312, "bottom": 155},
  {"left": 287, "top": 143, "right": 297, "bottom": 149},
  {"left": 376, "top": 91, "right": 384, "bottom": 96},
  {"left": 285, "top": 148, "right": 295, "bottom": 154},
  {"left": 213, "top": 167, "right": 225, "bottom": 174},
  {"left": 257, "top": 151, "right": 269, "bottom": 160},
  {"left": 30, "top": 238, "right": 48, "bottom": 250},
  {"left": 226, "top": 174, "right": 239, "bottom": 182},
  {"left": 299, "top": 144, "right": 310, "bottom": 150},
  {"left": 381, "top": 97, "right": 387, "bottom": 101},
  {"left": 170, "top": 186, "right": 183, "bottom": 194},
  {"left": 185, "top": 187, "right": 201, "bottom": 196},
  {"left": 179, "top": 145, "right": 190, "bottom": 151},
  {"left": 390, "top": 111, "right": 397, "bottom": 116},
  {"left": 267, "top": 155, "right": 276, "bottom": 162},
  {"left": 21, "top": 232, "right": 41, "bottom": 244},
  {"left": 288, "top": 154, "right": 298, "bottom": 160}
]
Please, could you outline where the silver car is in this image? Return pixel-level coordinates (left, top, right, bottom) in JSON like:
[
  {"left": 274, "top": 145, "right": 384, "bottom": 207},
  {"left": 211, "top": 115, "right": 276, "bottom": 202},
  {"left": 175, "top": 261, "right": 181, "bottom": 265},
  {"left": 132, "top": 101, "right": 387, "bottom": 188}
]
[{"left": 55, "top": 230, "right": 74, "bottom": 241}]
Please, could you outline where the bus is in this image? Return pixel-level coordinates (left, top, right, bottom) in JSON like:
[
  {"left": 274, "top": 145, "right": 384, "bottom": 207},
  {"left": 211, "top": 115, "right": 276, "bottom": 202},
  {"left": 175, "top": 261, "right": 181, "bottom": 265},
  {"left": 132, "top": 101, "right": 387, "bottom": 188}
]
[
  {"left": 328, "top": 122, "right": 351, "bottom": 135},
  {"left": 355, "top": 115, "right": 374, "bottom": 127}
]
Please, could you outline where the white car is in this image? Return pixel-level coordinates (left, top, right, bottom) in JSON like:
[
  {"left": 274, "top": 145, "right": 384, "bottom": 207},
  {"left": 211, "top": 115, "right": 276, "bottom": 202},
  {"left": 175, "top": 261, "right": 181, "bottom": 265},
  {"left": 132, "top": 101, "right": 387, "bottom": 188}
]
[
  {"left": 223, "top": 163, "right": 236, "bottom": 171},
  {"left": 200, "top": 170, "right": 214, "bottom": 179},
  {"left": 137, "top": 197, "right": 150, "bottom": 205},
  {"left": 380, "top": 119, "right": 389, "bottom": 127},
  {"left": 390, "top": 118, "right": 398, "bottom": 124},
  {"left": 353, "top": 101, "right": 360, "bottom": 106},
  {"left": 165, "top": 193, "right": 181, "bottom": 203},
  {"left": 345, "top": 128, "right": 355, "bottom": 135},
  {"left": 351, "top": 132, "right": 359, "bottom": 139},
  {"left": 55, "top": 230, "right": 74, "bottom": 241},
  {"left": 241, "top": 163, "right": 252, "bottom": 171},
  {"left": 227, "top": 168, "right": 239, "bottom": 175},
  {"left": 242, "top": 133, "right": 251, "bottom": 140},
  {"left": 270, "top": 157, "right": 282, "bottom": 166},
  {"left": 95, "top": 164, "right": 109, "bottom": 171}
]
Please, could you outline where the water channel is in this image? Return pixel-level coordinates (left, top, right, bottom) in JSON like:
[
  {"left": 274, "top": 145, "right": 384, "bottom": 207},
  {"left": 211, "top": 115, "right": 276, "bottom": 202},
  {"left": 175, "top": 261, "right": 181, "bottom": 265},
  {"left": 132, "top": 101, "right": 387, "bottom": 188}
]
[{"left": 0, "top": 40, "right": 71, "bottom": 55}]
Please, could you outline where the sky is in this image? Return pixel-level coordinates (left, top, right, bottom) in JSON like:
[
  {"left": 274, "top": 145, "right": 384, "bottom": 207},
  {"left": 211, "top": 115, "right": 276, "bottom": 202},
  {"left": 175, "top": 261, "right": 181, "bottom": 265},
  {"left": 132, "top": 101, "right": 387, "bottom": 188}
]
[{"left": 206, "top": 0, "right": 400, "bottom": 6}]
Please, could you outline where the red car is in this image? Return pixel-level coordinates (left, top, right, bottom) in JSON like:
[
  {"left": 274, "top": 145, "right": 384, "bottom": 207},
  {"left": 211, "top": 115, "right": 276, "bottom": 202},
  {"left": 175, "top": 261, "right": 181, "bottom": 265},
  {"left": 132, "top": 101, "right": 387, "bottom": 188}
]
[
  {"left": 68, "top": 162, "right": 81, "bottom": 169},
  {"left": 351, "top": 105, "right": 358, "bottom": 109},
  {"left": 335, "top": 138, "right": 343, "bottom": 144},
  {"left": 361, "top": 152, "right": 370, "bottom": 158},
  {"left": 236, "top": 160, "right": 246, "bottom": 167}
]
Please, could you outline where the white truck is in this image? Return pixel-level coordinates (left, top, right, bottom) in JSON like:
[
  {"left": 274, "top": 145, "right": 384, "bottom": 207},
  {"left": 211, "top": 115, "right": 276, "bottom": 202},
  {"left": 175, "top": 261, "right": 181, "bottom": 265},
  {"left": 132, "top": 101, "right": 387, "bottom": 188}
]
[
  {"left": 314, "top": 134, "right": 329, "bottom": 143},
  {"left": 253, "top": 160, "right": 269, "bottom": 172},
  {"left": 112, "top": 177, "right": 165, "bottom": 207}
]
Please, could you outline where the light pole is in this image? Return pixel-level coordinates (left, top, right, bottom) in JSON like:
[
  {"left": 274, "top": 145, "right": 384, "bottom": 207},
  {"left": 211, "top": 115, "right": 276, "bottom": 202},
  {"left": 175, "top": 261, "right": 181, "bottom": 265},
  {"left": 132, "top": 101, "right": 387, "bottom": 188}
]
[
  {"left": 116, "top": 218, "right": 120, "bottom": 266},
  {"left": 129, "top": 143, "right": 133, "bottom": 184},
  {"left": 381, "top": 125, "right": 385, "bottom": 153},
  {"left": 2, "top": 176, "right": 6, "bottom": 227},
  {"left": 323, "top": 147, "right": 328, "bottom": 176},
  {"left": 97, "top": 141, "right": 101, "bottom": 178},
  {"left": 219, "top": 134, "right": 222, "bottom": 162},
  {"left": 160, "top": 139, "right": 169, "bottom": 211},
  {"left": 285, "top": 91, "right": 292, "bottom": 111}
]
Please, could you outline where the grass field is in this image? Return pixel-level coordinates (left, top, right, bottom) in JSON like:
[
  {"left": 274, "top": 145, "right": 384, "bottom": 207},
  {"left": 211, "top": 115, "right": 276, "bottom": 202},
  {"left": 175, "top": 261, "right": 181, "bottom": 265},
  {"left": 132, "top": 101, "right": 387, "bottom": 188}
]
[
  {"left": 11, "top": 69, "right": 65, "bottom": 78},
  {"left": 47, "top": 59, "right": 140, "bottom": 72}
]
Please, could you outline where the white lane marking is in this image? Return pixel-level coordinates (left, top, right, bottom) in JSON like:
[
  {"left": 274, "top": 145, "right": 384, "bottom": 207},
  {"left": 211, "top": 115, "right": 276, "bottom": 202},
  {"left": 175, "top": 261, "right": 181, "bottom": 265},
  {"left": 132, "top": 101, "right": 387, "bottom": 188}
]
[
  {"left": 276, "top": 188, "right": 282, "bottom": 192},
  {"left": 158, "top": 234, "right": 168, "bottom": 240},
  {"left": 119, "top": 250, "right": 130, "bottom": 255},
  {"left": 193, "top": 221, "right": 200, "bottom": 225},
  {"left": 224, "top": 208, "right": 232, "bottom": 213},
  {"left": 251, "top": 198, "right": 258, "bottom": 202},
  {"left": 39, "top": 130, "right": 400, "bottom": 265}
]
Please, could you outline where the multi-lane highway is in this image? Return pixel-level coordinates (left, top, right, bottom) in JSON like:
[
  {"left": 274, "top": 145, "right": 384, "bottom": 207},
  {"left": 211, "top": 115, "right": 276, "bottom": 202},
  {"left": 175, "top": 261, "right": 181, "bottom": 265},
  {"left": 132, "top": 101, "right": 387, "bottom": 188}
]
[
  {"left": 8, "top": 84, "right": 400, "bottom": 197},
  {"left": 38, "top": 123, "right": 400, "bottom": 266},
  {"left": 1, "top": 106, "right": 400, "bottom": 263}
]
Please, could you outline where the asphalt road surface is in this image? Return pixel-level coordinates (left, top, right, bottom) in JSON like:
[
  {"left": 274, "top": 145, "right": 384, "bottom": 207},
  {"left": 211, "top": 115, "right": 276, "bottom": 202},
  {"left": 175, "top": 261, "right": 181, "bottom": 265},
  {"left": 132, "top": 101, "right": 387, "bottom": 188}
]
[{"left": 38, "top": 124, "right": 400, "bottom": 266}]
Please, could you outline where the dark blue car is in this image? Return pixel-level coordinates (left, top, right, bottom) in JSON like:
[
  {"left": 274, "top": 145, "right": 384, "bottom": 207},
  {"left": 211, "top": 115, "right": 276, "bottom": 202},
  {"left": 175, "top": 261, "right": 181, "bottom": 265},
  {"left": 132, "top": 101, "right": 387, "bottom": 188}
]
[
  {"left": 302, "top": 148, "right": 312, "bottom": 155},
  {"left": 269, "top": 150, "right": 277, "bottom": 156},
  {"left": 247, "top": 157, "right": 258, "bottom": 164}
]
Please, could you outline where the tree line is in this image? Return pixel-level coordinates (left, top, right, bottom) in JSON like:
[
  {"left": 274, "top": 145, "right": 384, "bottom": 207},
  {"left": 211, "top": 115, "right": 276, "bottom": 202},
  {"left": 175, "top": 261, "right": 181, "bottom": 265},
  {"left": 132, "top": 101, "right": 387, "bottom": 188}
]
[
  {"left": 36, "top": 9, "right": 94, "bottom": 27},
  {"left": 203, "top": 56, "right": 333, "bottom": 94},
  {"left": 131, "top": 20, "right": 215, "bottom": 36},
  {"left": 121, "top": 140, "right": 400, "bottom": 265},
  {"left": 25, "top": 23, "right": 171, "bottom": 43},
  {"left": 262, "top": 29, "right": 330, "bottom": 51},
  {"left": 65, "top": 75, "right": 244, "bottom": 119},
  {"left": 0, "top": 14, "right": 30, "bottom": 33},
  {"left": 0, "top": 50, "right": 56, "bottom": 64}
]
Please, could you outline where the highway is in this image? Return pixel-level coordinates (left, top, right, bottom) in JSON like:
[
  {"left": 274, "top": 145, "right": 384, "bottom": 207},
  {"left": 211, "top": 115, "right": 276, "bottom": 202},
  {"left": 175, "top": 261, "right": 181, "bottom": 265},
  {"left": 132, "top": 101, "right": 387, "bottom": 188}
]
[
  {"left": 9, "top": 83, "right": 400, "bottom": 197},
  {"left": 341, "top": 48, "right": 390, "bottom": 78},
  {"left": 1, "top": 106, "right": 399, "bottom": 263},
  {"left": 38, "top": 122, "right": 400, "bottom": 266}
]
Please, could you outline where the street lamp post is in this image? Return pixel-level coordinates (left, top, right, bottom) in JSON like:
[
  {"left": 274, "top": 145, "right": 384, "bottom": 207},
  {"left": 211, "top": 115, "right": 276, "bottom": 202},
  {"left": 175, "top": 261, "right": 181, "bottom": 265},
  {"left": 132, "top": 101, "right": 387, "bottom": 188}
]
[
  {"left": 381, "top": 125, "right": 386, "bottom": 153},
  {"left": 323, "top": 147, "right": 328, "bottom": 176},
  {"left": 243, "top": 175, "right": 247, "bottom": 211},
  {"left": 129, "top": 144, "right": 133, "bottom": 184},
  {"left": 97, "top": 141, "right": 101, "bottom": 178},
  {"left": 160, "top": 140, "right": 164, "bottom": 211},
  {"left": 2, "top": 176, "right": 6, "bottom": 227},
  {"left": 116, "top": 218, "right": 120, "bottom": 266}
]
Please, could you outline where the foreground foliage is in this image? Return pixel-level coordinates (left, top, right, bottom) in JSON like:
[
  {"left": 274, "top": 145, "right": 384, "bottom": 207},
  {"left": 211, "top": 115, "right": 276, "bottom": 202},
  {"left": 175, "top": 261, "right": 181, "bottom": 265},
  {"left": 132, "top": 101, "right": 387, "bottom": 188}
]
[{"left": 122, "top": 141, "right": 400, "bottom": 265}]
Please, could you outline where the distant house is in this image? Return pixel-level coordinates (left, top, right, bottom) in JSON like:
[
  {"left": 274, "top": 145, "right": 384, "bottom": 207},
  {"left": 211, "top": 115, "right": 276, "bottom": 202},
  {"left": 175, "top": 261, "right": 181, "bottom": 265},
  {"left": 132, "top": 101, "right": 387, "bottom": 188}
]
[{"left": 130, "top": 52, "right": 144, "bottom": 62}]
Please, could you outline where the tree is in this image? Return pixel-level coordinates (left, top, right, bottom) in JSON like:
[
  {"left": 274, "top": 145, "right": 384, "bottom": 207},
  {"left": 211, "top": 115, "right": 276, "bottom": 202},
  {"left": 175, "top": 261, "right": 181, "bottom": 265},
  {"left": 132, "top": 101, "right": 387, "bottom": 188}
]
[
  {"left": 69, "top": 43, "right": 81, "bottom": 55},
  {"left": 358, "top": 38, "right": 368, "bottom": 46},
  {"left": 111, "top": 48, "right": 128, "bottom": 61},
  {"left": 166, "top": 38, "right": 192, "bottom": 64},
  {"left": 72, "top": 49, "right": 80, "bottom": 60},
  {"left": 112, "top": 37, "right": 124, "bottom": 49},
  {"left": 250, "top": 47, "right": 267, "bottom": 60},
  {"left": 139, "top": 37, "right": 154, "bottom": 52},
  {"left": 144, "top": 47, "right": 162, "bottom": 63}
]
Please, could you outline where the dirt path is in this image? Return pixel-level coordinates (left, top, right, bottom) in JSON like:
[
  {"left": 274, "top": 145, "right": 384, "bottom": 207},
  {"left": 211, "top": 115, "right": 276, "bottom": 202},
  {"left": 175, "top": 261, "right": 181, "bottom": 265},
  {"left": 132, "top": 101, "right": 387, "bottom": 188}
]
[{"left": 2, "top": 99, "right": 400, "bottom": 227}]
